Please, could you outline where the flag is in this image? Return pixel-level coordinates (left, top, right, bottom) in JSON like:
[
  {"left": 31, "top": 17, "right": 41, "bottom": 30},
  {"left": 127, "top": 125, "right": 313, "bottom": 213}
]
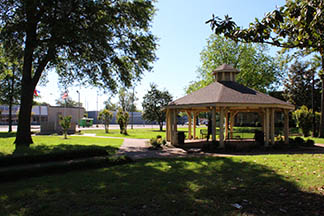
[
  {"left": 62, "top": 92, "right": 68, "bottom": 100},
  {"left": 34, "top": 89, "right": 40, "bottom": 96}
]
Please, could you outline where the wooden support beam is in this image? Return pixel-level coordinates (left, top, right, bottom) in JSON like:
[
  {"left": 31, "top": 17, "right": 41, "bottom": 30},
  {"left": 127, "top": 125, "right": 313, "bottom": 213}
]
[
  {"left": 220, "top": 107, "right": 225, "bottom": 148},
  {"left": 270, "top": 108, "right": 275, "bottom": 145},
  {"left": 187, "top": 111, "right": 192, "bottom": 140},
  {"left": 212, "top": 107, "right": 216, "bottom": 141},
  {"left": 230, "top": 111, "right": 234, "bottom": 139},
  {"left": 193, "top": 112, "right": 197, "bottom": 139},
  {"left": 284, "top": 109, "right": 289, "bottom": 144},
  {"left": 166, "top": 109, "right": 170, "bottom": 142},
  {"left": 225, "top": 111, "right": 229, "bottom": 140},
  {"left": 172, "top": 109, "right": 178, "bottom": 145},
  {"left": 265, "top": 108, "right": 270, "bottom": 146}
]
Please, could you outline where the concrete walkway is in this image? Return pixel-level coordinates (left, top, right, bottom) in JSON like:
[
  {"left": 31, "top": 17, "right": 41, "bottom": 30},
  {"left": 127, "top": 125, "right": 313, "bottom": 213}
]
[{"left": 117, "top": 138, "right": 188, "bottom": 160}]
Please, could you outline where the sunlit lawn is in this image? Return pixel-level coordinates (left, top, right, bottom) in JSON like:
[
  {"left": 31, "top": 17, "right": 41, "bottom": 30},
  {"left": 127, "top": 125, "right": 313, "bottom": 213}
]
[
  {"left": 0, "top": 133, "right": 123, "bottom": 156},
  {"left": 0, "top": 154, "right": 323, "bottom": 215},
  {"left": 85, "top": 126, "right": 260, "bottom": 139}
]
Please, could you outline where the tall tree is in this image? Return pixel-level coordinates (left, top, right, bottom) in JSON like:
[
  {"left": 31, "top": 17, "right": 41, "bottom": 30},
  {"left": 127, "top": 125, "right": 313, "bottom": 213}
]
[
  {"left": 0, "top": 47, "right": 22, "bottom": 132},
  {"left": 283, "top": 60, "right": 321, "bottom": 110},
  {"left": 186, "top": 35, "right": 282, "bottom": 94},
  {"left": 0, "top": 0, "right": 157, "bottom": 147},
  {"left": 206, "top": 0, "right": 324, "bottom": 136},
  {"left": 118, "top": 87, "right": 137, "bottom": 112},
  {"left": 142, "top": 83, "right": 173, "bottom": 131}
]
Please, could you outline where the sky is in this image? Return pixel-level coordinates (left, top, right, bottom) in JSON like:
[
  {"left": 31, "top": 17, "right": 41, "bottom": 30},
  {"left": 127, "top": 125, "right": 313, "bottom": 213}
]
[{"left": 35, "top": 0, "right": 286, "bottom": 111}]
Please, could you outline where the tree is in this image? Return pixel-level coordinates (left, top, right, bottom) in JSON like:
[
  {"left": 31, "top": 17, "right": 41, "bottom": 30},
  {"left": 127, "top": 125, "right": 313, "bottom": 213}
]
[
  {"left": 116, "top": 108, "right": 129, "bottom": 135},
  {"left": 56, "top": 93, "right": 82, "bottom": 108},
  {"left": 142, "top": 83, "right": 173, "bottom": 131},
  {"left": 206, "top": 0, "right": 324, "bottom": 136},
  {"left": 186, "top": 35, "right": 282, "bottom": 94},
  {"left": 104, "top": 97, "right": 118, "bottom": 111},
  {"left": 117, "top": 87, "right": 138, "bottom": 112},
  {"left": 0, "top": 46, "right": 22, "bottom": 132},
  {"left": 283, "top": 60, "right": 321, "bottom": 111},
  {"left": 0, "top": 0, "right": 157, "bottom": 147},
  {"left": 59, "top": 115, "right": 72, "bottom": 139},
  {"left": 98, "top": 109, "right": 113, "bottom": 133}
]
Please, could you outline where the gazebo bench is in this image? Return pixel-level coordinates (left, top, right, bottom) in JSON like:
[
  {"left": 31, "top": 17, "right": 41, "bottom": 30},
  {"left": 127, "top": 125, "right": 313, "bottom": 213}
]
[{"left": 200, "top": 129, "right": 208, "bottom": 139}]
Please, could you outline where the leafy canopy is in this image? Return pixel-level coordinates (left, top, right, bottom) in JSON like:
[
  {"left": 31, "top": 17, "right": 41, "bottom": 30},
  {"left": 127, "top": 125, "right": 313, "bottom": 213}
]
[
  {"left": 142, "top": 83, "right": 173, "bottom": 131},
  {"left": 0, "top": 0, "right": 157, "bottom": 92},
  {"left": 186, "top": 35, "right": 282, "bottom": 94},
  {"left": 283, "top": 60, "right": 321, "bottom": 110}
]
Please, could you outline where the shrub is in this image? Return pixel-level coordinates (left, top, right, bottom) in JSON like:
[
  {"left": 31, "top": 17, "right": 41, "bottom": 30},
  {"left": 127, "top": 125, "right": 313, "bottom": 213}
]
[
  {"left": 294, "top": 137, "right": 305, "bottom": 146},
  {"left": 254, "top": 130, "right": 264, "bottom": 146},
  {"left": 305, "top": 139, "right": 315, "bottom": 147},
  {"left": 59, "top": 115, "right": 72, "bottom": 139},
  {"left": 149, "top": 136, "right": 166, "bottom": 149},
  {"left": 292, "top": 106, "right": 313, "bottom": 137}
]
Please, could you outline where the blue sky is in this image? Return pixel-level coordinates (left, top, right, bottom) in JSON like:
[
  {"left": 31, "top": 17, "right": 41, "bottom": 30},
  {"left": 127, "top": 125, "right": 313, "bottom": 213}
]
[{"left": 36, "top": 0, "right": 285, "bottom": 111}]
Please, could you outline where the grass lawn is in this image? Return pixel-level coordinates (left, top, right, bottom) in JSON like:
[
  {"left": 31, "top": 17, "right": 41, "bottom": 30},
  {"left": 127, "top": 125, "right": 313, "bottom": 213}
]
[
  {"left": 0, "top": 133, "right": 123, "bottom": 156},
  {"left": 86, "top": 127, "right": 210, "bottom": 139},
  {"left": 1, "top": 154, "right": 323, "bottom": 215},
  {"left": 84, "top": 126, "right": 259, "bottom": 139}
]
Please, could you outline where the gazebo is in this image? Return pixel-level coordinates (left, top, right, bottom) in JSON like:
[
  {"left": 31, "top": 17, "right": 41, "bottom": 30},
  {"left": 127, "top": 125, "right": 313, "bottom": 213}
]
[{"left": 165, "top": 64, "right": 294, "bottom": 147}]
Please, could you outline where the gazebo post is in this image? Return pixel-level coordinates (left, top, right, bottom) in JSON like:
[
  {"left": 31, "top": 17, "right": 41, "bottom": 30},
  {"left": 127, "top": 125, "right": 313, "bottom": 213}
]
[
  {"left": 230, "top": 111, "right": 234, "bottom": 139},
  {"left": 166, "top": 109, "right": 170, "bottom": 142},
  {"left": 187, "top": 111, "right": 192, "bottom": 139},
  {"left": 219, "top": 107, "right": 225, "bottom": 148},
  {"left": 225, "top": 110, "right": 229, "bottom": 140},
  {"left": 169, "top": 109, "right": 178, "bottom": 145},
  {"left": 193, "top": 112, "right": 197, "bottom": 139},
  {"left": 212, "top": 107, "right": 216, "bottom": 141},
  {"left": 265, "top": 108, "right": 270, "bottom": 146},
  {"left": 270, "top": 108, "right": 275, "bottom": 145},
  {"left": 284, "top": 109, "right": 289, "bottom": 144}
]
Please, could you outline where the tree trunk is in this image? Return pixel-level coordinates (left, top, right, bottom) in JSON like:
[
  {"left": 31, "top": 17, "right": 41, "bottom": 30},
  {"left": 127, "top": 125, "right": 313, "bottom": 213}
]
[
  {"left": 320, "top": 53, "right": 324, "bottom": 138},
  {"left": 14, "top": 82, "right": 34, "bottom": 146},
  {"left": 159, "top": 122, "right": 163, "bottom": 131}
]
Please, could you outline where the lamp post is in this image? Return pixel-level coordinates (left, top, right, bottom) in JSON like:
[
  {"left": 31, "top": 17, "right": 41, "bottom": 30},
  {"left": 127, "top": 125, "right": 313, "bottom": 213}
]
[{"left": 77, "top": 90, "right": 80, "bottom": 128}]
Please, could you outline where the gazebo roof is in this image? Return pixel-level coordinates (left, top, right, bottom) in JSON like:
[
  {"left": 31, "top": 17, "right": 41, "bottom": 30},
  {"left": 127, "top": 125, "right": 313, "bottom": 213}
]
[
  {"left": 168, "top": 81, "right": 294, "bottom": 110},
  {"left": 212, "top": 64, "right": 240, "bottom": 74}
]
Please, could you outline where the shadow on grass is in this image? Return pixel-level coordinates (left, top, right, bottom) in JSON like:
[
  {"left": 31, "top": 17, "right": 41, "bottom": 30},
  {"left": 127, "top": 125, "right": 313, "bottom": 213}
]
[
  {"left": 12, "top": 144, "right": 119, "bottom": 156},
  {"left": 0, "top": 157, "right": 323, "bottom": 215},
  {"left": 0, "top": 132, "right": 16, "bottom": 138}
]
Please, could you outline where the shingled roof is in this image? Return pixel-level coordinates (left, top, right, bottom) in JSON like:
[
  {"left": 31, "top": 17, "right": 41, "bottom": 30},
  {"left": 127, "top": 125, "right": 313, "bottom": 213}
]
[
  {"left": 168, "top": 81, "right": 294, "bottom": 109},
  {"left": 212, "top": 64, "right": 240, "bottom": 74}
]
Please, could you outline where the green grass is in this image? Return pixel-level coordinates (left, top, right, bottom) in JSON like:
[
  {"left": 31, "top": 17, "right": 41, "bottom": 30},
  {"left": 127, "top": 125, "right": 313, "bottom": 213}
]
[
  {"left": 86, "top": 127, "right": 209, "bottom": 139},
  {"left": 0, "top": 154, "right": 323, "bottom": 215},
  {"left": 0, "top": 135, "right": 123, "bottom": 157},
  {"left": 85, "top": 126, "right": 261, "bottom": 139}
]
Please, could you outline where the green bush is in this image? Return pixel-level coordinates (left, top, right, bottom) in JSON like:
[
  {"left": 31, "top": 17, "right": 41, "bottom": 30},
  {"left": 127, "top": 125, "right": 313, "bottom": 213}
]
[
  {"left": 305, "top": 139, "right": 315, "bottom": 147},
  {"left": 149, "top": 136, "right": 166, "bottom": 149},
  {"left": 294, "top": 137, "right": 305, "bottom": 146},
  {"left": 292, "top": 106, "right": 313, "bottom": 137}
]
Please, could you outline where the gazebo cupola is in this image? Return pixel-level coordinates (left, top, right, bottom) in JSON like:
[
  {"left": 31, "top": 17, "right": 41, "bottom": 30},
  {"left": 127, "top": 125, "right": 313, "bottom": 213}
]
[{"left": 213, "top": 64, "right": 240, "bottom": 82}]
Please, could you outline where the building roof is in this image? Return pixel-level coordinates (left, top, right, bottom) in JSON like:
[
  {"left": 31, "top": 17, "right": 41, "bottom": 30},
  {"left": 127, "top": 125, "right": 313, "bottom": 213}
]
[
  {"left": 168, "top": 81, "right": 294, "bottom": 109},
  {"left": 212, "top": 64, "right": 240, "bottom": 75}
]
